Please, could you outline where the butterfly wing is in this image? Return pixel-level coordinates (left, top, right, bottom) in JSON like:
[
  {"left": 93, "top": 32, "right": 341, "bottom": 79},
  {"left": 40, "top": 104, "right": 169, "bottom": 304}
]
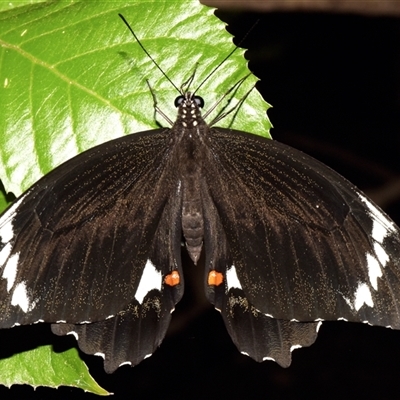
[
  {"left": 201, "top": 187, "right": 320, "bottom": 366},
  {"left": 0, "top": 129, "right": 184, "bottom": 335},
  {"left": 204, "top": 127, "right": 400, "bottom": 362},
  {"left": 51, "top": 185, "right": 184, "bottom": 372}
]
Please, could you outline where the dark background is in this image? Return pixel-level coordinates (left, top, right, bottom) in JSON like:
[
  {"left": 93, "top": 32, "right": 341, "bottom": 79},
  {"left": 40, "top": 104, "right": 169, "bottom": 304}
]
[{"left": 2, "top": 10, "right": 400, "bottom": 400}]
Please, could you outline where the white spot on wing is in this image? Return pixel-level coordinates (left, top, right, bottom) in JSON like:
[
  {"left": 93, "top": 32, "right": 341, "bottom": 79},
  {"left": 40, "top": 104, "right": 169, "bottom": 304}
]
[
  {"left": 0, "top": 242, "right": 12, "bottom": 265},
  {"left": 134, "top": 259, "right": 162, "bottom": 304},
  {"left": 374, "top": 242, "right": 389, "bottom": 265},
  {"left": 226, "top": 265, "right": 242, "bottom": 290},
  {"left": 358, "top": 193, "right": 395, "bottom": 242},
  {"left": 372, "top": 220, "right": 390, "bottom": 243},
  {"left": 0, "top": 194, "right": 28, "bottom": 243},
  {"left": 366, "top": 253, "right": 383, "bottom": 290},
  {"left": 341, "top": 282, "right": 374, "bottom": 311},
  {"left": 11, "top": 281, "right": 36, "bottom": 313},
  {"left": 356, "top": 194, "right": 396, "bottom": 293},
  {"left": 316, "top": 321, "right": 323, "bottom": 332},
  {"left": 94, "top": 352, "right": 105, "bottom": 359},
  {"left": 67, "top": 331, "right": 79, "bottom": 340},
  {"left": 262, "top": 356, "right": 275, "bottom": 362},
  {"left": 2, "top": 251, "right": 20, "bottom": 291},
  {"left": 0, "top": 217, "right": 15, "bottom": 244},
  {"left": 119, "top": 361, "right": 132, "bottom": 367},
  {"left": 354, "top": 282, "right": 374, "bottom": 311},
  {"left": 290, "top": 344, "right": 302, "bottom": 352}
]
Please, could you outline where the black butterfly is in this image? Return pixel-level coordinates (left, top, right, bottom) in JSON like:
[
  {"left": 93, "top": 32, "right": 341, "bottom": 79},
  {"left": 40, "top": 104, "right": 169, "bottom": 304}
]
[{"left": 1, "top": 18, "right": 400, "bottom": 375}]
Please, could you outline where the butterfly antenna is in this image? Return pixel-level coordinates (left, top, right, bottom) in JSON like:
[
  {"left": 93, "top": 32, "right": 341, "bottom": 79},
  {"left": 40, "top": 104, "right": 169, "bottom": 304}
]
[
  {"left": 118, "top": 14, "right": 181, "bottom": 94},
  {"left": 202, "top": 74, "right": 250, "bottom": 120},
  {"left": 146, "top": 80, "right": 174, "bottom": 126},
  {"left": 181, "top": 63, "right": 199, "bottom": 93},
  {"left": 208, "top": 77, "right": 255, "bottom": 127},
  {"left": 194, "top": 20, "right": 259, "bottom": 95}
]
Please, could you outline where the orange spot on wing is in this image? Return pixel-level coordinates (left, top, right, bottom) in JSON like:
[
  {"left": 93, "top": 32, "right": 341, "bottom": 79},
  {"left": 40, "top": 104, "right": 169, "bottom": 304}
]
[
  {"left": 165, "top": 271, "right": 180, "bottom": 286},
  {"left": 208, "top": 270, "right": 224, "bottom": 286}
]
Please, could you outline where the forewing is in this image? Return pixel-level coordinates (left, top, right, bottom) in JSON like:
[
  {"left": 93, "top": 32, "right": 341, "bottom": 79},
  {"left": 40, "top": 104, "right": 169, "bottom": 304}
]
[
  {"left": 0, "top": 129, "right": 178, "bottom": 327},
  {"left": 205, "top": 128, "right": 400, "bottom": 327}
]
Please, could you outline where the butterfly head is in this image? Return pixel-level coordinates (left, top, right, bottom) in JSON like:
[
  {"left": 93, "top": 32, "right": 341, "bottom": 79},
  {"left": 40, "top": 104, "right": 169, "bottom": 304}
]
[{"left": 173, "top": 92, "right": 206, "bottom": 129}]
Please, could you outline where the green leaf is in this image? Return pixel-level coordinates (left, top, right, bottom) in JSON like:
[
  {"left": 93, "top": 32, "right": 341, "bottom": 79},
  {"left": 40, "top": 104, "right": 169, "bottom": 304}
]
[
  {"left": 0, "top": 0, "right": 271, "bottom": 197},
  {"left": 0, "top": 1, "right": 45, "bottom": 13},
  {"left": 0, "top": 186, "right": 9, "bottom": 213},
  {"left": 0, "top": 345, "right": 109, "bottom": 395},
  {"left": 0, "top": 0, "right": 272, "bottom": 393}
]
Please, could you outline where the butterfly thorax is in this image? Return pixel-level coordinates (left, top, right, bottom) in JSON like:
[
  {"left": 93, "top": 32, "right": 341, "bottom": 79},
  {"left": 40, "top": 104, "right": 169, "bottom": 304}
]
[{"left": 173, "top": 92, "right": 208, "bottom": 264}]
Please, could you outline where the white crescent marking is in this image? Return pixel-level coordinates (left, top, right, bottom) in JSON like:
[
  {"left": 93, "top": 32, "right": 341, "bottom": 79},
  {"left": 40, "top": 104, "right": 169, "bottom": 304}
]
[
  {"left": 134, "top": 259, "right": 162, "bottom": 304},
  {"left": 11, "top": 281, "right": 36, "bottom": 313},
  {"left": 2, "top": 251, "right": 20, "bottom": 291},
  {"left": 67, "top": 331, "right": 79, "bottom": 340},
  {"left": 366, "top": 253, "right": 382, "bottom": 290},
  {"left": 226, "top": 265, "right": 242, "bottom": 290},
  {"left": 290, "top": 344, "right": 302, "bottom": 352}
]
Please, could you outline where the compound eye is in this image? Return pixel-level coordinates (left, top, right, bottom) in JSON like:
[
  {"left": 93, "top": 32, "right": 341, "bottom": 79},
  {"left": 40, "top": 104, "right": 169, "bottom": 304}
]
[
  {"left": 174, "top": 95, "right": 185, "bottom": 107},
  {"left": 194, "top": 96, "right": 204, "bottom": 108}
]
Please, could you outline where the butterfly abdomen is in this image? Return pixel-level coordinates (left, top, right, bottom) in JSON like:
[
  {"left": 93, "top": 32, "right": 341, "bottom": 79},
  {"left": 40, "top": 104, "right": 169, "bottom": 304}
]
[{"left": 181, "top": 162, "right": 204, "bottom": 264}]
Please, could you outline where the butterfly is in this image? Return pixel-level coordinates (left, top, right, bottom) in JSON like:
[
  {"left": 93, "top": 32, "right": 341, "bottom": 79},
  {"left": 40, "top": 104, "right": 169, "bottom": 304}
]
[{"left": 1, "top": 16, "right": 400, "bottom": 374}]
